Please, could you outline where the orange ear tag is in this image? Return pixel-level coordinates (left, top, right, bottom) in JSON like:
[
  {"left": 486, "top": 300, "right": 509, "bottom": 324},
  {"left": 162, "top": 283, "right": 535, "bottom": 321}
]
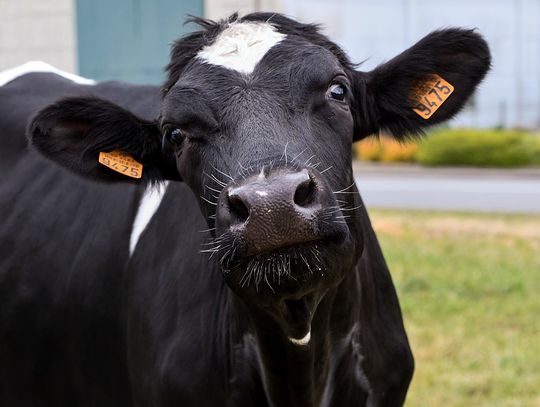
[
  {"left": 412, "top": 75, "right": 454, "bottom": 119},
  {"left": 98, "top": 150, "right": 143, "bottom": 179}
]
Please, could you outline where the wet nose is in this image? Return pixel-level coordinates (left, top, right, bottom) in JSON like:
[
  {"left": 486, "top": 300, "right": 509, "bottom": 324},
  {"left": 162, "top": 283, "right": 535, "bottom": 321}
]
[{"left": 217, "top": 168, "right": 331, "bottom": 254}]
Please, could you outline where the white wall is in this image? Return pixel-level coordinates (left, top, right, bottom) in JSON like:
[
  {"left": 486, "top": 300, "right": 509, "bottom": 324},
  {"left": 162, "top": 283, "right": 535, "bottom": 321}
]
[
  {"left": 0, "top": 0, "right": 77, "bottom": 72},
  {"left": 204, "top": 0, "right": 284, "bottom": 20},
  {"left": 285, "top": 0, "right": 540, "bottom": 129},
  {"left": 2, "top": 0, "right": 538, "bottom": 129}
]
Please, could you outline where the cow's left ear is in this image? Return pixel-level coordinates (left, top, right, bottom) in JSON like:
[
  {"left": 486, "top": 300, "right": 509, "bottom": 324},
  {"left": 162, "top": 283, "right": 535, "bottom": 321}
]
[
  {"left": 28, "top": 97, "right": 181, "bottom": 183},
  {"left": 351, "top": 28, "right": 491, "bottom": 140}
]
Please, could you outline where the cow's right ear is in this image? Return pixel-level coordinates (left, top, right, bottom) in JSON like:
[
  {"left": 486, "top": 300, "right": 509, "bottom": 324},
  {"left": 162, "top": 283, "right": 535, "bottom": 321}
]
[{"left": 28, "top": 96, "right": 181, "bottom": 183}]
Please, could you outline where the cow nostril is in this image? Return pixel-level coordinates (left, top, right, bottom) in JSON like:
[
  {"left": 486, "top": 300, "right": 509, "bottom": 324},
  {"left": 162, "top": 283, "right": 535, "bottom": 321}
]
[
  {"left": 294, "top": 179, "right": 317, "bottom": 207},
  {"left": 228, "top": 194, "right": 250, "bottom": 223}
]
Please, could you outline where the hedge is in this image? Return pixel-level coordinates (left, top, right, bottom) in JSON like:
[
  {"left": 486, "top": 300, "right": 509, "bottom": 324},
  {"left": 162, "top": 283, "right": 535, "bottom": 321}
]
[
  {"left": 416, "top": 129, "right": 540, "bottom": 167},
  {"left": 354, "top": 129, "right": 540, "bottom": 167}
]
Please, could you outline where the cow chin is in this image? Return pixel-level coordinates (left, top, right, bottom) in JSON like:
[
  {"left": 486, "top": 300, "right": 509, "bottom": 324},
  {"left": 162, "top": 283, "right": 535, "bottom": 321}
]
[
  {"left": 220, "top": 236, "right": 354, "bottom": 341},
  {"left": 221, "top": 236, "right": 353, "bottom": 305}
]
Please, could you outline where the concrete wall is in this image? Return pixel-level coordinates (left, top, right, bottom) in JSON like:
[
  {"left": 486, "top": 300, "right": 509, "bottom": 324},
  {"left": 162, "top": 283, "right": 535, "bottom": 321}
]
[
  {"left": 0, "top": 0, "right": 77, "bottom": 72},
  {"left": 0, "top": 0, "right": 283, "bottom": 74}
]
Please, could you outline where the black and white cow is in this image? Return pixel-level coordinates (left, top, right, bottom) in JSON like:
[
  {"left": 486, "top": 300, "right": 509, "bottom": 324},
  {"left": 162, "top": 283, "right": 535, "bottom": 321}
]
[{"left": 0, "top": 13, "right": 490, "bottom": 407}]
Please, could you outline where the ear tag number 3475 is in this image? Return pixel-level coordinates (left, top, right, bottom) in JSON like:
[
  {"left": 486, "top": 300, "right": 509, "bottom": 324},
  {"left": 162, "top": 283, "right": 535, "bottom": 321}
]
[{"left": 412, "top": 75, "right": 454, "bottom": 119}]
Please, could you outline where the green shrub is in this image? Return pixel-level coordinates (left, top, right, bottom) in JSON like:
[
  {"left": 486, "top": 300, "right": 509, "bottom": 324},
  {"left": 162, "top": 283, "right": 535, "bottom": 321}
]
[
  {"left": 526, "top": 134, "right": 540, "bottom": 165},
  {"left": 417, "top": 129, "right": 540, "bottom": 167}
]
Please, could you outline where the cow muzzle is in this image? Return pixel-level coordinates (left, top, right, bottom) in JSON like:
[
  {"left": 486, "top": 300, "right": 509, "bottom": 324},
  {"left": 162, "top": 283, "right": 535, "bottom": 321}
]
[{"left": 216, "top": 167, "right": 343, "bottom": 257}]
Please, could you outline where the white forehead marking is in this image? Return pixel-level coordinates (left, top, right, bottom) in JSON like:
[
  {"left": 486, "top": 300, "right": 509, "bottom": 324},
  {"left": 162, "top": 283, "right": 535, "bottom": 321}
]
[
  {"left": 0, "top": 61, "right": 95, "bottom": 87},
  {"left": 288, "top": 330, "right": 311, "bottom": 346},
  {"left": 196, "top": 22, "right": 286, "bottom": 74},
  {"left": 130, "top": 183, "right": 169, "bottom": 255}
]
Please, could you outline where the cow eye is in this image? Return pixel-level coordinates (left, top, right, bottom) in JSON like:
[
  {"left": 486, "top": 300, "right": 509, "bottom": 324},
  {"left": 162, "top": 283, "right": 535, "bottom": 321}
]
[
  {"left": 327, "top": 83, "right": 346, "bottom": 101},
  {"left": 165, "top": 127, "right": 184, "bottom": 146}
]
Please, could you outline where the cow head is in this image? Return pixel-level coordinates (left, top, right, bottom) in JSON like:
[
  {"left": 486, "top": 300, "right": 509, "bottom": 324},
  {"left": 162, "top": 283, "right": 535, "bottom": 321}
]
[{"left": 29, "top": 13, "right": 490, "bottom": 342}]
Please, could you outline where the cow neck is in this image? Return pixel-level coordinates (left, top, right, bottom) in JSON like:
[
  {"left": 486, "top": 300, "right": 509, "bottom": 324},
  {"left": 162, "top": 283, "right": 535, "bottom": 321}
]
[{"left": 236, "top": 284, "right": 357, "bottom": 407}]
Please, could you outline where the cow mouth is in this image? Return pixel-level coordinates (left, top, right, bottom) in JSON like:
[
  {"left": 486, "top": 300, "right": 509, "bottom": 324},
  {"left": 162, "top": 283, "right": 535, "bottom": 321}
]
[
  {"left": 280, "top": 292, "right": 322, "bottom": 343},
  {"left": 220, "top": 237, "right": 346, "bottom": 298},
  {"left": 225, "top": 239, "right": 326, "bottom": 274}
]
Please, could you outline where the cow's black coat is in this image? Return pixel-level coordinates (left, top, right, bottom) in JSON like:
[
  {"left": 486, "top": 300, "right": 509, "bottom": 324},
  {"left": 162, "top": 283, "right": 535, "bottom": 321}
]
[
  {"left": 0, "top": 13, "right": 490, "bottom": 407},
  {"left": 0, "top": 73, "right": 161, "bottom": 406}
]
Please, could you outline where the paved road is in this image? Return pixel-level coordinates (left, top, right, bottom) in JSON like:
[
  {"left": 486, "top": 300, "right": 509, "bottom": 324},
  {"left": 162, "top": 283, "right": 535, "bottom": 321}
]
[{"left": 353, "top": 163, "right": 540, "bottom": 213}]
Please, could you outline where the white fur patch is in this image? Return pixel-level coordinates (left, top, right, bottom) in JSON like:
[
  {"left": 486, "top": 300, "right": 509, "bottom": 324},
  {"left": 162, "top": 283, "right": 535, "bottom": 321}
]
[
  {"left": 130, "top": 183, "right": 169, "bottom": 255},
  {"left": 196, "top": 22, "right": 286, "bottom": 74},
  {"left": 0, "top": 61, "right": 96, "bottom": 87},
  {"left": 288, "top": 330, "right": 311, "bottom": 346}
]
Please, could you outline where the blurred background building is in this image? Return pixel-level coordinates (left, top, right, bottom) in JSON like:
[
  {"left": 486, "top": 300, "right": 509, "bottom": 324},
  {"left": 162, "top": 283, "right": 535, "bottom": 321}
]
[{"left": 1, "top": 0, "right": 539, "bottom": 128}]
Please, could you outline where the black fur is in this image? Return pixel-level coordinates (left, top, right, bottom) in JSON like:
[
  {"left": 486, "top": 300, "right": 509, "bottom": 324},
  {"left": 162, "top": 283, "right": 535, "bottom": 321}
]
[
  {"left": 29, "top": 97, "right": 180, "bottom": 183},
  {"left": 354, "top": 28, "right": 491, "bottom": 139},
  {"left": 1, "top": 12, "right": 491, "bottom": 407},
  {"left": 162, "top": 13, "right": 356, "bottom": 96}
]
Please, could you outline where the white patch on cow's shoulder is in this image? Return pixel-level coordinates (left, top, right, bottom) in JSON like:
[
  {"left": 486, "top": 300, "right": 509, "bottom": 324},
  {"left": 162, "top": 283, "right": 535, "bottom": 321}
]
[
  {"left": 197, "top": 22, "right": 286, "bottom": 74},
  {"left": 130, "top": 182, "right": 169, "bottom": 255},
  {"left": 288, "top": 330, "right": 311, "bottom": 346},
  {"left": 0, "top": 61, "right": 96, "bottom": 87}
]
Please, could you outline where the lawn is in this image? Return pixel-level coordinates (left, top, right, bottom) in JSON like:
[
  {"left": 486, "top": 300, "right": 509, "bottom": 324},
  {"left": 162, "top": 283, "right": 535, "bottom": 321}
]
[{"left": 369, "top": 209, "right": 540, "bottom": 407}]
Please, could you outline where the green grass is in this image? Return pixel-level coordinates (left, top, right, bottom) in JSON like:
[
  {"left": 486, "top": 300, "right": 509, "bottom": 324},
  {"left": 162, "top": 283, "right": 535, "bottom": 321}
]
[{"left": 369, "top": 209, "right": 540, "bottom": 407}]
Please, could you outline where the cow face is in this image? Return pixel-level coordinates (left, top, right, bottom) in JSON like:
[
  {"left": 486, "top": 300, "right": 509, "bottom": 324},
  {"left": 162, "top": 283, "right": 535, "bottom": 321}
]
[
  {"left": 159, "top": 20, "right": 361, "bottom": 311},
  {"left": 29, "top": 13, "right": 490, "bottom": 339}
]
